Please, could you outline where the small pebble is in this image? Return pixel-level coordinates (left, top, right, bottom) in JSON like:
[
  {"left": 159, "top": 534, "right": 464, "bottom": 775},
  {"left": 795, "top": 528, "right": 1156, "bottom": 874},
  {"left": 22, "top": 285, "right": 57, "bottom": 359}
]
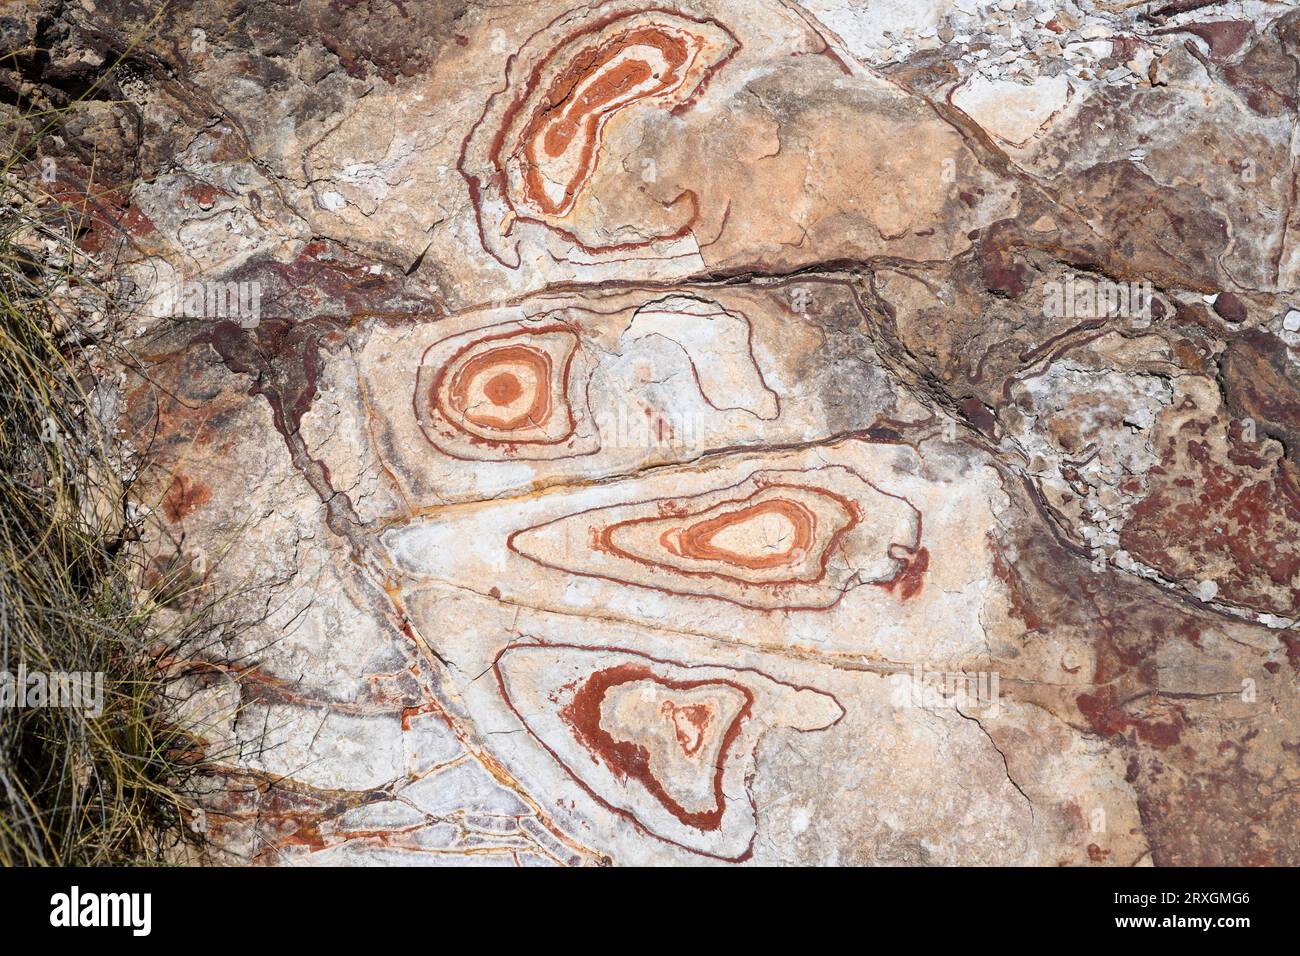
[{"left": 1213, "top": 291, "right": 1247, "bottom": 324}]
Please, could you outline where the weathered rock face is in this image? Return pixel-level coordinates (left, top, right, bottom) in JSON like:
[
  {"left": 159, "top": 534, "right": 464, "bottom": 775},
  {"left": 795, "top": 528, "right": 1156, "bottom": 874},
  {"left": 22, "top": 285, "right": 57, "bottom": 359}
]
[{"left": 10, "top": 0, "right": 1300, "bottom": 865}]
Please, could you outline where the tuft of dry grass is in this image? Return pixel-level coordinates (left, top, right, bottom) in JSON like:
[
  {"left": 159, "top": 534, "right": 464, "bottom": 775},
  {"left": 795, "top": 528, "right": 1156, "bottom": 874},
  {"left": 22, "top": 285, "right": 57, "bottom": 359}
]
[{"left": 0, "top": 144, "right": 226, "bottom": 867}]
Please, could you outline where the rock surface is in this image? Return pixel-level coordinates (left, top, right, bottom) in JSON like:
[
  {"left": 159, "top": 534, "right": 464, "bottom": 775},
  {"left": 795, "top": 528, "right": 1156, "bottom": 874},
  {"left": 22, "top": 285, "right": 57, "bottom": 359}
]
[{"left": 7, "top": 0, "right": 1300, "bottom": 865}]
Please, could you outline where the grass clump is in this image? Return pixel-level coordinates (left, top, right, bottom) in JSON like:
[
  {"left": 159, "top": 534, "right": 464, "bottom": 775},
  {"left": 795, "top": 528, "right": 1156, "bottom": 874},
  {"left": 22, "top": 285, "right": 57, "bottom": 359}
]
[{"left": 0, "top": 165, "right": 219, "bottom": 866}]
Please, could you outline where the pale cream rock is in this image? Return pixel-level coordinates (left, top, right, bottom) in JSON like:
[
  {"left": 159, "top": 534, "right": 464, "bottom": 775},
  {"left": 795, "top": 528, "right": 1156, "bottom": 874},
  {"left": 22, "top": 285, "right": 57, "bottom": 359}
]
[{"left": 951, "top": 72, "right": 1072, "bottom": 146}]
